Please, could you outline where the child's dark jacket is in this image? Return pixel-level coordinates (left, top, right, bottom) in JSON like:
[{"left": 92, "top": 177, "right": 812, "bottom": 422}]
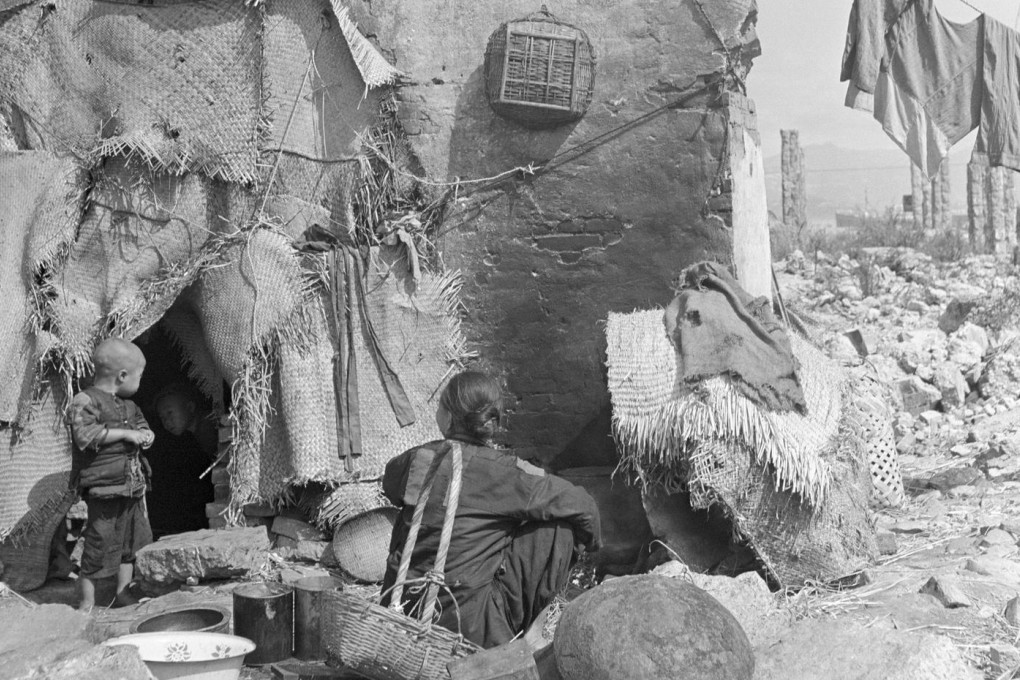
[{"left": 70, "top": 386, "right": 151, "bottom": 495}]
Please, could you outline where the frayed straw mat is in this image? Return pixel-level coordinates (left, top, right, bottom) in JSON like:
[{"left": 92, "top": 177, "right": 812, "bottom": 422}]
[{"left": 606, "top": 309, "right": 878, "bottom": 586}]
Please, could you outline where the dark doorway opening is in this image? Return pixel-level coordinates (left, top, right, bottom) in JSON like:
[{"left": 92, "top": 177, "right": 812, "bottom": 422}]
[{"left": 135, "top": 322, "right": 225, "bottom": 540}]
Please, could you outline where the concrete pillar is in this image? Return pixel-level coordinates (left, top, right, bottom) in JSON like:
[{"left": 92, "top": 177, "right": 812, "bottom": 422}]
[
  {"left": 987, "top": 166, "right": 1006, "bottom": 253},
  {"left": 910, "top": 162, "right": 926, "bottom": 233},
  {"left": 967, "top": 158, "right": 986, "bottom": 251},
  {"left": 923, "top": 175, "right": 934, "bottom": 235},
  {"left": 938, "top": 163, "right": 952, "bottom": 233},
  {"left": 1005, "top": 170, "right": 1017, "bottom": 251},
  {"left": 781, "top": 129, "right": 806, "bottom": 236}
]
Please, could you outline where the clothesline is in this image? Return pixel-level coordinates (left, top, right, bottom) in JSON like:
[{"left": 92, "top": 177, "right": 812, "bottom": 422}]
[{"left": 955, "top": 0, "right": 1020, "bottom": 29}]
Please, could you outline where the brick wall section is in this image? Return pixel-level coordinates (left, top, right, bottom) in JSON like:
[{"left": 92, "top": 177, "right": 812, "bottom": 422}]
[{"left": 350, "top": 0, "right": 761, "bottom": 464}]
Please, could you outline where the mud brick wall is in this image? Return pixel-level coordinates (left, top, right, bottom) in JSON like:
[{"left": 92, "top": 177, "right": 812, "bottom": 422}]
[{"left": 350, "top": 0, "right": 761, "bottom": 464}]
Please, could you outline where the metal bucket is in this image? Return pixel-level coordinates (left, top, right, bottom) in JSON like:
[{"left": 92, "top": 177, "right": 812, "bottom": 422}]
[
  {"left": 293, "top": 575, "right": 343, "bottom": 661},
  {"left": 231, "top": 582, "right": 294, "bottom": 665}
]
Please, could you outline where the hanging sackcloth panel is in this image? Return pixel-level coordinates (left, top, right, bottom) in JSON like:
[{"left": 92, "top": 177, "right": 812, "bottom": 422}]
[
  {"left": 0, "top": 151, "right": 84, "bottom": 424},
  {"left": 0, "top": 0, "right": 262, "bottom": 180},
  {"left": 48, "top": 159, "right": 217, "bottom": 375},
  {"left": 261, "top": 0, "right": 389, "bottom": 162}
]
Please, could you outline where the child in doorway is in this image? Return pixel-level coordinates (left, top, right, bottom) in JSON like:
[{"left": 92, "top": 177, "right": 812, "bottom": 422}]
[
  {"left": 145, "top": 384, "right": 216, "bottom": 538},
  {"left": 69, "top": 337, "right": 155, "bottom": 610}
]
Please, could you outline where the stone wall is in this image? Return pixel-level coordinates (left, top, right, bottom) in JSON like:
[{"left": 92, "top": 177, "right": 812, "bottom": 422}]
[{"left": 350, "top": 0, "right": 761, "bottom": 463}]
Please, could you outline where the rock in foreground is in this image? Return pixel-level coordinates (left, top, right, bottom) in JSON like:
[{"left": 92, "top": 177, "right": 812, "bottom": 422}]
[
  {"left": 135, "top": 527, "right": 270, "bottom": 584},
  {"left": 554, "top": 574, "right": 753, "bottom": 680}
]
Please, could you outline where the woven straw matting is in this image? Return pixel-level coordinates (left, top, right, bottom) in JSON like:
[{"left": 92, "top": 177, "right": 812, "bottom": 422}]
[
  {"left": 227, "top": 245, "right": 468, "bottom": 505},
  {"left": 270, "top": 153, "right": 356, "bottom": 231},
  {"left": 692, "top": 432, "right": 877, "bottom": 587},
  {"left": 319, "top": 480, "right": 392, "bottom": 528},
  {"left": 0, "top": 0, "right": 262, "bottom": 181},
  {"left": 255, "top": 303, "right": 347, "bottom": 500},
  {"left": 262, "top": 0, "right": 385, "bottom": 161},
  {"left": 161, "top": 304, "right": 226, "bottom": 411},
  {"left": 348, "top": 248, "right": 468, "bottom": 479},
  {"left": 606, "top": 309, "right": 878, "bottom": 586},
  {"left": 51, "top": 161, "right": 216, "bottom": 367},
  {"left": 0, "top": 152, "right": 82, "bottom": 423},
  {"left": 193, "top": 229, "right": 308, "bottom": 383},
  {"left": 0, "top": 389, "right": 75, "bottom": 592},
  {"left": 320, "top": 589, "right": 479, "bottom": 680}
]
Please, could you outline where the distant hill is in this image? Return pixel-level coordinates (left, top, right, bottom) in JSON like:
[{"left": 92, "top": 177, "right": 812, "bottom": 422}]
[{"left": 763, "top": 143, "right": 968, "bottom": 226}]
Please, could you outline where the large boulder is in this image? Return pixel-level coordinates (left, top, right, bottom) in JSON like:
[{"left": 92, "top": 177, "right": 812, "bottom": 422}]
[
  {"left": 554, "top": 574, "right": 754, "bottom": 680},
  {"left": 0, "top": 603, "right": 94, "bottom": 679},
  {"left": 135, "top": 527, "right": 271, "bottom": 584},
  {"left": 34, "top": 643, "right": 153, "bottom": 680},
  {"left": 753, "top": 619, "right": 980, "bottom": 679}
]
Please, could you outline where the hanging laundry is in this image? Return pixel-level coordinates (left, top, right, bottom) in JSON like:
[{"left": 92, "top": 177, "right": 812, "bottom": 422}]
[
  {"left": 973, "top": 17, "right": 1020, "bottom": 170},
  {"left": 872, "top": 0, "right": 982, "bottom": 179},
  {"left": 840, "top": 0, "right": 913, "bottom": 112}
]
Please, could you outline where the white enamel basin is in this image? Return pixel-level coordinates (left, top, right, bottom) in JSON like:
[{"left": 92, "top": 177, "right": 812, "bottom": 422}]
[{"left": 104, "top": 631, "right": 256, "bottom": 680}]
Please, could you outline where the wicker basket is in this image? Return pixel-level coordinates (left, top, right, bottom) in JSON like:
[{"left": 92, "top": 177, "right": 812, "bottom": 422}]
[
  {"left": 320, "top": 441, "right": 481, "bottom": 679},
  {"left": 484, "top": 5, "right": 595, "bottom": 129},
  {"left": 332, "top": 507, "right": 398, "bottom": 584}
]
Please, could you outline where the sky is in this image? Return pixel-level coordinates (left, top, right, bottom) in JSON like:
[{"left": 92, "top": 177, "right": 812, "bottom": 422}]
[{"left": 748, "top": 0, "right": 1017, "bottom": 160}]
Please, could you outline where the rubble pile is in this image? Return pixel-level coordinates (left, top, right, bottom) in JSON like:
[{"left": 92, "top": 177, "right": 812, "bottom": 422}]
[
  {"left": 777, "top": 247, "right": 1020, "bottom": 677},
  {"left": 781, "top": 247, "right": 1020, "bottom": 473}
]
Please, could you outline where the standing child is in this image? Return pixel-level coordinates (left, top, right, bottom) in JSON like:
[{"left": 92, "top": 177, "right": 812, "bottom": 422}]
[{"left": 69, "top": 337, "right": 155, "bottom": 610}]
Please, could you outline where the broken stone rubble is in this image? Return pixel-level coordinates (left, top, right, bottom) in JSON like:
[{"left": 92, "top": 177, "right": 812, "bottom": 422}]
[{"left": 778, "top": 246, "right": 1020, "bottom": 677}]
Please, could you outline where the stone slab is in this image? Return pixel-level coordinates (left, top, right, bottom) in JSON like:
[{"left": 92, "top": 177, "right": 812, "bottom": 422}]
[
  {"left": 753, "top": 619, "right": 980, "bottom": 680},
  {"left": 965, "top": 555, "right": 1020, "bottom": 586},
  {"left": 135, "top": 527, "right": 271, "bottom": 584},
  {"left": 271, "top": 516, "right": 326, "bottom": 542}
]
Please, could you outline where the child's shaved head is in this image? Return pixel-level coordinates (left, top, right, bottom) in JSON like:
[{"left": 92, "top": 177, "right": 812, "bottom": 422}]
[{"left": 93, "top": 338, "right": 145, "bottom": 379}]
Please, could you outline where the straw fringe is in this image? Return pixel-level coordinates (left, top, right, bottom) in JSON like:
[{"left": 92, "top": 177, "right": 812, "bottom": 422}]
[
  {"left": 328, "top": 3, "right": 402, "bottom": 91},
  {"left": 606, "top": 310, "right": 837, "bottom": 506}
]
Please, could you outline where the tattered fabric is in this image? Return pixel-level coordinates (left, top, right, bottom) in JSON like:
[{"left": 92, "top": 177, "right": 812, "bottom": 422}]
[{"left": 665, "top": 261, "right": 805, "bottom": 414}]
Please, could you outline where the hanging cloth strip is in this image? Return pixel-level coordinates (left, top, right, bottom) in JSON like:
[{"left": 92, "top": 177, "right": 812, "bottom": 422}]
[
  {"left": 330, "top": 248, "right": 361, "bottom": 467},
  {"left": 298, "top": 226, "right": 416, "bottom": 466}
]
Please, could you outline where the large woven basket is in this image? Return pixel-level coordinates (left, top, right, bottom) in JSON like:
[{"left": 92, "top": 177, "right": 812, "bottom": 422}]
[
  {"left": 320, "top": 442, "right": 481, "bottom": 679},
  {"left": 484, "top": 6, "right": 595, "bottom": 128}
]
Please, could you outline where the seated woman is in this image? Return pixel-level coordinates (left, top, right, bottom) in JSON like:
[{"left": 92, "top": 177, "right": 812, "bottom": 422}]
[
  {"left": 381, "top": 372, "right": 602, "bottom": 649},
  {"left": 144, "top": 384, "right": 217, "bottom": 539}
]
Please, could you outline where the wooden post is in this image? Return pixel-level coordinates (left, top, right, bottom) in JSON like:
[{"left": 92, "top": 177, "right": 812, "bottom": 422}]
[
  {"left": 967, "top": 157, "right": 986, "bottom": 252},
  {"left": 910, "top": 162, "right": 926, "bottom": 233},
  {"left": 781, "top": 129, "right": 806, "bottom": 237}
]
